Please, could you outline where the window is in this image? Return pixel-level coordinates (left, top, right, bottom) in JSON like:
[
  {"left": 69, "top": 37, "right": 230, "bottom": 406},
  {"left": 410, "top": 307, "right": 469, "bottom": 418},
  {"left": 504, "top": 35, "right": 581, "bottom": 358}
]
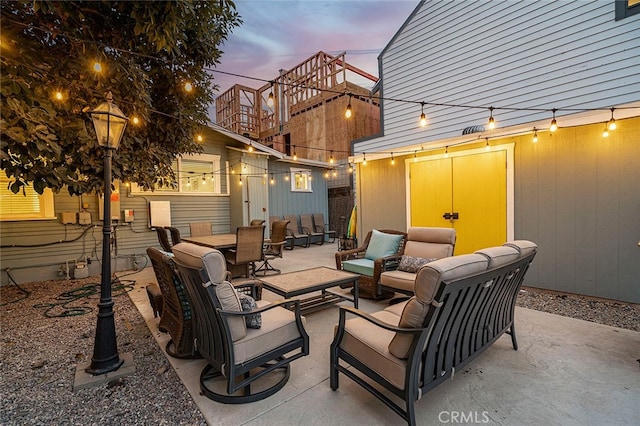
[
  {"left": 615, "top": 0, "right": 640, "bottom": 20},
  {"left": 290, "top": 167, "right": 313, "bottom": 192},
  {"left": 0, "top": 174, "right": 55, "bottom": 221},
  {"left": 131, "top": 154, "right": 223, "bottom": 195}
]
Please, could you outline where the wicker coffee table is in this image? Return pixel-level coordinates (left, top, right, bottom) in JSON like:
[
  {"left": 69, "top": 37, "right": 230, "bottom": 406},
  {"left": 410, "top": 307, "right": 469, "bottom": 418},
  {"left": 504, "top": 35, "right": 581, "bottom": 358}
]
[{"left": 259, "top": 267, "right": 359, "bottom": 314}]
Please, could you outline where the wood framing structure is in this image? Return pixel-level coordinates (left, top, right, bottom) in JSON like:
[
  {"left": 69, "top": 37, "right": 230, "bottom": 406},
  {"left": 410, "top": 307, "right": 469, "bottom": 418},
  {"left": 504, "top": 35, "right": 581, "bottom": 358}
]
[{"left": 215, "top": 52, "right": 380, "bottom": 162}]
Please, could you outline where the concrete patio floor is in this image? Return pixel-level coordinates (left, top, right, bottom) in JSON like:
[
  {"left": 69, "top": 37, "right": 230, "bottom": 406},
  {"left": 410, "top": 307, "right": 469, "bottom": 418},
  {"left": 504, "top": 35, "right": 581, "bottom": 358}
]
[{"left": 127, "top": 242, "right": 640, "bottom": 426}]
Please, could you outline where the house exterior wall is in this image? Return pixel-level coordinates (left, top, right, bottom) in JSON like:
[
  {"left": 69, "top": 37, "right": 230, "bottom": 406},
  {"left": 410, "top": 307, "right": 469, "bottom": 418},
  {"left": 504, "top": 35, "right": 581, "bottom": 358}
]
[
  {"left": 353, "top": 0, "right": 640, "bottom": 302},
  {"left": 356, "top": 0, "right": 640, "bottom": 154},
  {"left": 267, "top": 161, "right": 329, "bottom": 221},
  {"left": 356, "top": 117, "right": 640, "bottom": 303}
]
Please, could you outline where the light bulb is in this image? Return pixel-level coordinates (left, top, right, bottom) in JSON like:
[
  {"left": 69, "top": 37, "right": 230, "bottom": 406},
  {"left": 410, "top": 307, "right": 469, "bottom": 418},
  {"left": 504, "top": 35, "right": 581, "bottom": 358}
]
[
  {"left": 362, "top": 154, "right": 367, "bottom": 166},
  {"left": 345, "top": 103, "right": 352, "bottom": 119},
  {"left": 391, "top": 154, "right": 395, "bottom": 165},
  {"left": 488, "top": 107, "right": 495, "bottom": 130},
  {"left": 93, "top": 62, "right": 103, "bottom": 72},
  {"left": 420, "top": 112, "right": 427, "bottom": 127},
  {"left": 549, "top": 109, "right": 558, "bottom": 132},
  {"left": 532, "top": 127, "right": 538, "bottom": 143},
  {"left": 184, "top": 82, "right": 193, "bottom": 92},
  {"left": 267, "top": 91, "right": 274, "bottom": 107},
  {"left": 132, "top": 116, "right": 140, "bottom": 125},
  {"left": 196, "top": 134, "right": 203, "bottom": 142},
  {"left": 602, "top": 126, "right": 609, "bottom": 138}
]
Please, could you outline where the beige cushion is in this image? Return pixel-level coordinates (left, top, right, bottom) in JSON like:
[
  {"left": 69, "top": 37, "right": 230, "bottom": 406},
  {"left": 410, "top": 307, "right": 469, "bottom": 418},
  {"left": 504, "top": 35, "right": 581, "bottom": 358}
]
[
  {"left": 502, "top": 240, "right": 537, "bottom": 257},
  {"left": 380, "top": 269, "right": 416, "bottom": 293},
  {"left": 233, "top": 306, "right": 306, "bottom": 364},
  {"left": 171, "top": 242, "right": 228, "bottom": 284},
  {"left": 403, "top": 227, "right": 456, "bottom": 259},
  {"left": 340, "top": 310, "right": 407, "bottom": 390},
  {"left": 475, "top": 246, "right": 520, "bottom": 268},
  {"left": 215, "top": 281, "right": 246, "bottom": 341},
  {"left": 388, "top": 253, "right": 489, "bottom": 359}
]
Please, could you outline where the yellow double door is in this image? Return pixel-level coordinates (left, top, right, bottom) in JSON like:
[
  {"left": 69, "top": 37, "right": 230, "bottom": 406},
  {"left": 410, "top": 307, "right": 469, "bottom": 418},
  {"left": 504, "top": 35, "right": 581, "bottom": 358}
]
[{"left": 410, "top": 150, "right": 507, "bottom": 255}]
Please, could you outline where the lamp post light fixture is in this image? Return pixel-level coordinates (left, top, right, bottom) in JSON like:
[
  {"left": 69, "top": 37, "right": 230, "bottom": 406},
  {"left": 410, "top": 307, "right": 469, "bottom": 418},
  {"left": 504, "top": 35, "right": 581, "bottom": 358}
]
[{"left": 86, "top": 91, "right": 129, "bottom": 375}]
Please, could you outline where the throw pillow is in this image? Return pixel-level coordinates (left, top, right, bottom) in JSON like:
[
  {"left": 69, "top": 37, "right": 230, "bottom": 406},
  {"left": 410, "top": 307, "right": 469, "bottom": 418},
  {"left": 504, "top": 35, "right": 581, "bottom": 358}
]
[
  {"left": 365, "top": 229, "right": 404, "bottom": 260},
  {"left": 215, "top": 281, "right": 246, "bottom": 341},
  {"left": 398, "top": 255, "right": 437, "bottom": 273},
  {"left": 238, "top": 294, "right": 262, "bottom": 329}
]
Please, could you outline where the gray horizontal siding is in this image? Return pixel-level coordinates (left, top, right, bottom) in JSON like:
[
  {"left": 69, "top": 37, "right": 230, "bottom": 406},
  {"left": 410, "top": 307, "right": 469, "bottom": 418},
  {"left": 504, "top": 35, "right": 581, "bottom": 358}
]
[
  {"left": 359, "top": 0, "right": 640, "bottom": 154},
  {"left": 268, "top": 161, "right": 328, "bottom": 219}
]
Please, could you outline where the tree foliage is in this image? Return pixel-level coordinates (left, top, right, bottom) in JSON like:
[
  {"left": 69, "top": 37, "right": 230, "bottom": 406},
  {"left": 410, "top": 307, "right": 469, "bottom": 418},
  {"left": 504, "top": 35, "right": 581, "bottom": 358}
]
[{"left": 0, "top": 0, "right": 241, "bottom": 195}]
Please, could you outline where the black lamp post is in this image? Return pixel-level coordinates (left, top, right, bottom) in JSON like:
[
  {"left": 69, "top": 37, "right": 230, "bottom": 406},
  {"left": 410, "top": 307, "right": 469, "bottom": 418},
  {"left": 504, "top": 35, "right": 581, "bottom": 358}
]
[{"left": 86, "top": 91, "right": 129, "bottom": 375}]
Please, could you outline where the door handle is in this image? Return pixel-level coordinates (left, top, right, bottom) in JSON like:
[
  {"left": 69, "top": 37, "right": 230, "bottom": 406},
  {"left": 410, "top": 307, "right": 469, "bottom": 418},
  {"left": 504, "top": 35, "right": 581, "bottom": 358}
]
[{"left": 442, "top": 212, "right": 459, "bottom": 221}]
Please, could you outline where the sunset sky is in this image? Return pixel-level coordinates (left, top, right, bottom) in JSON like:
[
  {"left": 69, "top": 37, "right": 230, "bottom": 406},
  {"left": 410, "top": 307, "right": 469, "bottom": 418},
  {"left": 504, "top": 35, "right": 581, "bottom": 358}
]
[{"left": 210, "top": 0, "right": 419, "bottom": 96}]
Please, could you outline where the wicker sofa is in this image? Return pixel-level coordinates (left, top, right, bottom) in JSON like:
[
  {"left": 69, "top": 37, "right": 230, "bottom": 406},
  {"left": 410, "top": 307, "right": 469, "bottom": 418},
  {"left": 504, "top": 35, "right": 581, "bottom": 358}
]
[{"left": 330, "top": 240, "right": 537, "bottom": 426}]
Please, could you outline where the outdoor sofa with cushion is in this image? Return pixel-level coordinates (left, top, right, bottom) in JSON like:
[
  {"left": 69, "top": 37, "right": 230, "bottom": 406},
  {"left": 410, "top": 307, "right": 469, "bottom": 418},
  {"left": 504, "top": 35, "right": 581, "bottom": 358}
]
[{"left": 330, "top": 240, "right": 537, "bottom": 426}]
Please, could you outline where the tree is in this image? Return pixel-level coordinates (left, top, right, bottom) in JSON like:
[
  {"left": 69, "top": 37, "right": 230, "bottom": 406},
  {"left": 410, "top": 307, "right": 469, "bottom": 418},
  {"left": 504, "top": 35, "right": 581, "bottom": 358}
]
[{"left": 0, "top": 0, "right": 241, "bottom": 195}]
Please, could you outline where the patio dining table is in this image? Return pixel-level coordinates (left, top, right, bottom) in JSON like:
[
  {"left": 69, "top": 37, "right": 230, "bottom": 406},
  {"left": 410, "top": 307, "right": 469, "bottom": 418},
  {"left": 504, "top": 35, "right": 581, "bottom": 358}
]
[{"left": 181, "top": 233, "right": 237, "bottom": 250}]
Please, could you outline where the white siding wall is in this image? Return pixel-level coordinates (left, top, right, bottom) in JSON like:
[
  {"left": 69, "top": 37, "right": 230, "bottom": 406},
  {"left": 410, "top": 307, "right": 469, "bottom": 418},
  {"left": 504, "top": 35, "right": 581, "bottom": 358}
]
[{"left": 357, "top": 0, "right": 640, "bottom": 154}]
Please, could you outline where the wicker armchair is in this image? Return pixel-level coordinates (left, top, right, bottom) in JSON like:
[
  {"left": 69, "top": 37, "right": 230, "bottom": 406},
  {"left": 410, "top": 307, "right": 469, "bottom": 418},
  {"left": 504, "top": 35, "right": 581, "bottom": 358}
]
[
  {"left": 147, "top": 247, "right": 198, "bottom": 359},
  {"left": 335, "top": 229, "right": 407, "bottom": 299}
]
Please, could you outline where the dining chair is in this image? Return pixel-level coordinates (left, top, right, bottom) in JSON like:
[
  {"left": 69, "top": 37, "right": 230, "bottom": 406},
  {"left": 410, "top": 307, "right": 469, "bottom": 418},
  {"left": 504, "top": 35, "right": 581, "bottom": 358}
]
[
  {"left": 224, "top": 225, "right": 265, "bottom": 278},
  {"left": 255, "top": 220, "right": 289, "bottom": 275},
  {"left": 189, "top": 221, "right": 212, "bottom": 237}
]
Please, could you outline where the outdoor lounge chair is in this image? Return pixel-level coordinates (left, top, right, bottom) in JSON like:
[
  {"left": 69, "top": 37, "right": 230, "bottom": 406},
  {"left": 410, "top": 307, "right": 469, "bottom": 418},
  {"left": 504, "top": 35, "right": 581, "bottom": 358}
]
[
  {"left": 300, "top": 214, "right": 324, "bottom": 245},
  {"left": 171, "top": 242, "right": 310, "bottom": 403},
  {"left": 147, "top": 247, "right": 197, "bottom": 358},
  {"left": 154, "top": 227, "right": 173, "bottom": 252},
  {"left": 313, "top": 213, "right": 336, "bottom": 243},
  {"left": 284, "top": 214, "right": 310, "bottom": 248},
  {"left": 335, "top": 229, "right": 407, "bottom": 299},
  {"left": 165, "top": 226, "right": 182, "bottom": 246}
]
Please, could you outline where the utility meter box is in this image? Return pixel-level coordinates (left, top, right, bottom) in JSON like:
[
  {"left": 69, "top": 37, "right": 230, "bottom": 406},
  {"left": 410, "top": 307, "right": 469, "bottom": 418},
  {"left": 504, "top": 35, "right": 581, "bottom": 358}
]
[
  {"left": 123, "top": 209, "right": 135, "bottom": 222},
  {"left": 74, "top": 262, "right": 90, "bottom": 279},
  {"left": 60, "top": 212, "right": 76, "bottom": 224},
  {"left": 77, "top": 211, "right": 92, "bottom": 225}
]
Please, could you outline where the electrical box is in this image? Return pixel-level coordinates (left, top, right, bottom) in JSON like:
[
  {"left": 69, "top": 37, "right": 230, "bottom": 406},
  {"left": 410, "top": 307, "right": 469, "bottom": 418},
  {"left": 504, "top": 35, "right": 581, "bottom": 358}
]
[
  {"left": 60, "top": 212, "right": 76, "bottom": 224},
  {"left": 123, "top": 209, "right": 135, "bottom": 223},
  {"left": 77, "top": 211, "right": 92, "bottom": 225},
  {"left": 149, "top": 201, "right": 171, "bottom": 228}
]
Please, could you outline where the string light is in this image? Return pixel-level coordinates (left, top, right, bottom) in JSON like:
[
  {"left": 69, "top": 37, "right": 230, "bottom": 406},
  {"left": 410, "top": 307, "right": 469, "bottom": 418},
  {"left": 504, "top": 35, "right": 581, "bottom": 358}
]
[
  {"left": 196, "top": 134, "right": 203, "bottom": 142},
  {"left": 270, "top": 174, "right": 275, "bottom": 185},
  {"left": 202, "top": 174, "right": 206, "bottom": 183},
  {"left": 607, "top": 107, "right": 617, "bottom": 131},
  {"left": 391, "top": 153, "right": 395, "bottom": 165},
  {"left": 413, "top": 151, "right": 418, "bottom": 162},
  {"left": 184, "top": 82, "right": 193, "bottom": 92},
  {"left": 362, "top": 153, "right": 367, "bottom": 165},
  {"left": 348, "top": 163, "right": 353, "bottom": 173},
  {"left": 549, "top": 108, "right": 558, "bottom": 132},
  {"left": 93, "top": 62, "right": 102, "bottom": 73},
  {"left": 485, "top": 138, "right": 490, "bottom": 151},
  {"left": 239, "top": 175, "right": 243, "bottom": 185},
  {"left": 532, "top": 127, "right": 538, "bottom": 143},
  {"left": 332, "top": 169, "right": 337, "bottom": 177},
  {"left": 186, "top": 177, "right": 191, "bottom": 187},
  {"left": 602, "top": 124, "right": 609, "bottom": 138},
  {"left": 345, "top": 94, "right": 352, "bottom": 119},
  {"left": 444, "top": 146, "right": 449, "bottom": 158},
  {"left": 329, "top": 150, "right": 334, "bottom": 164},
  {"left": 284, "top": 173, "right": 289, "bottom": 181},
  {"left": 420, "top": 102, "right": 427, "bottom": 127},
  {"left": 263, "top": 169, "right": 268, "bottom": 178},
  {"left": 292, "top": 145, "right": 297, "bottom": 161},
  {"left": 54, "top": 91, "right": 63, "bottom": 101},
  {"left": 132, "top": 116, "right": 140, "bottom": 125},
  {"left": 324, "top": 170, "right": 329, "bottom": 178},
  {"left": 488, "top": 107, "right": 495, "bottom": 130},
  {"left": 267, "top": 82, "right": 274, "bottom": 107}
]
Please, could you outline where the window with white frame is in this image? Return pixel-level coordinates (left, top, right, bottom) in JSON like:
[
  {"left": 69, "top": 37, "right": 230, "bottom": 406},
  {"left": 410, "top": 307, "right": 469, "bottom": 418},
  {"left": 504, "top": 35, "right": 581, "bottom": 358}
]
[
  {"left": 0, "top": 173, "right": 55, "bottom": 221},
  {"left": 131, "top": 154, "right": 223, "bottom": 195},
  {"left": 290, "top": 167, "right": 313, "bottom": 192}
]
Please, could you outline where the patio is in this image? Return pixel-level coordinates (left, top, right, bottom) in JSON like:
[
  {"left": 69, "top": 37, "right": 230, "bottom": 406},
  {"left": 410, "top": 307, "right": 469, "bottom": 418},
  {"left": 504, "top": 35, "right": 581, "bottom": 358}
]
[{"left": 125, "top": 241, "right": 639, "bottom": 425}]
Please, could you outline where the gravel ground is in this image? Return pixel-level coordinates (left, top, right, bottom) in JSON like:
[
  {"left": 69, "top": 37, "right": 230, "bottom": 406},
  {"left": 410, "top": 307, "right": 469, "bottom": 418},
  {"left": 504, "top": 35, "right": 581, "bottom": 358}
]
[{"left": 1, "top": 275, "right": 638, "bottom": 425}]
